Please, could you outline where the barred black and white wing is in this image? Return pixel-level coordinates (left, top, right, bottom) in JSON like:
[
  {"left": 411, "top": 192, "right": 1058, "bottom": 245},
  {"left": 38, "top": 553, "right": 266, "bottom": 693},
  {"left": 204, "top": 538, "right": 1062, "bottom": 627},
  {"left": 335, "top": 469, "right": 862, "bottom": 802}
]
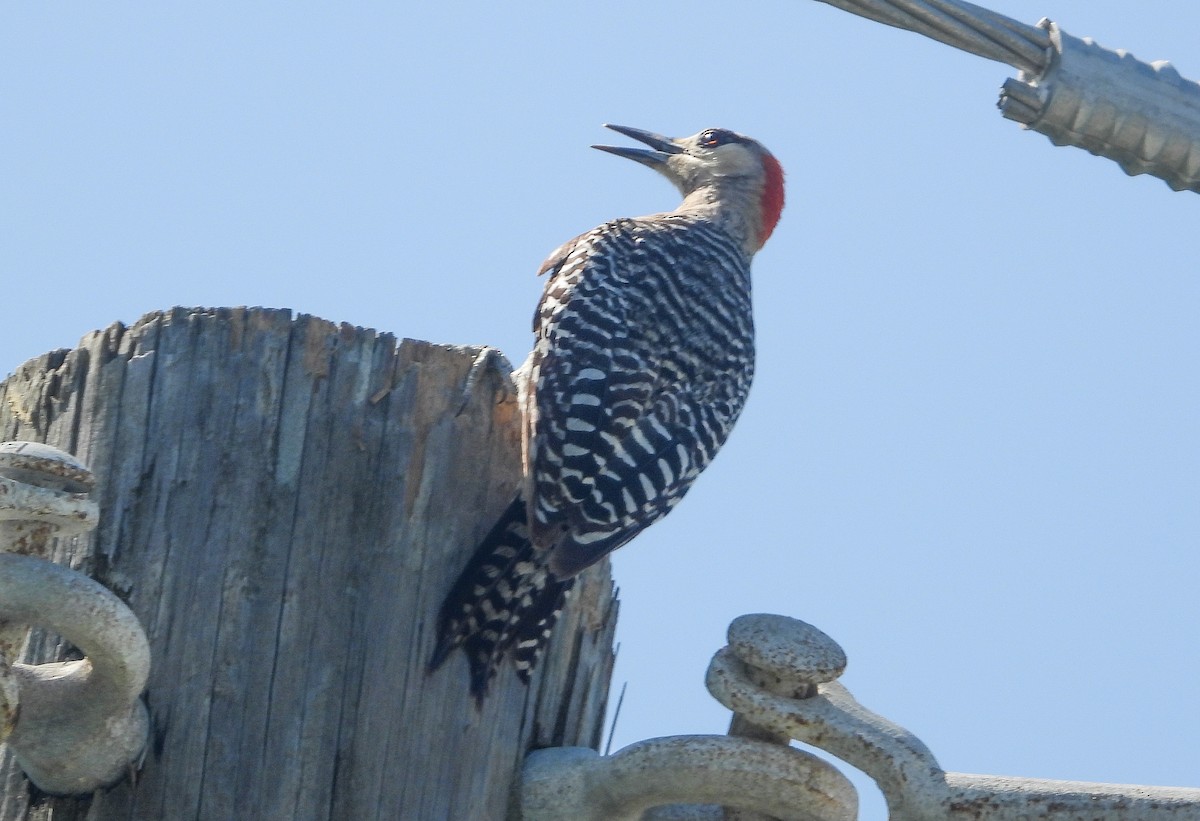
[
  {"left": 432, "top": 214, "right": 755, "bottom": 702},
  {"left": 527, "top": 215, "right": 755, "bottom": 576}
]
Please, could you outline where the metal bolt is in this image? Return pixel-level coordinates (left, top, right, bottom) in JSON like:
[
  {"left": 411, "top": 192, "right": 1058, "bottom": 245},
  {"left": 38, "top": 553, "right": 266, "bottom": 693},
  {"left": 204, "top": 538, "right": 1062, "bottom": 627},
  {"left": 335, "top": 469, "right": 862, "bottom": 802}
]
[
  {"left": 0, "top": 441, "right": 95, "bottom": 494},
  {"left": 0, "top": 441, "right": 99, "bottom": 561},
  {"left": 718, "top": 616, "right": 852, "bottom": 821}
]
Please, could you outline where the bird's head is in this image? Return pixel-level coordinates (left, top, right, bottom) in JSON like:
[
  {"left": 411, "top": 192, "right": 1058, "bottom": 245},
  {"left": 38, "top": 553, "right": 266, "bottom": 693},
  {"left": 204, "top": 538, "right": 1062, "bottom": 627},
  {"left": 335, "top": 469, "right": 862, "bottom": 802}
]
[{"left": 593, "top": 124, "right": 785, "bottom": 252}]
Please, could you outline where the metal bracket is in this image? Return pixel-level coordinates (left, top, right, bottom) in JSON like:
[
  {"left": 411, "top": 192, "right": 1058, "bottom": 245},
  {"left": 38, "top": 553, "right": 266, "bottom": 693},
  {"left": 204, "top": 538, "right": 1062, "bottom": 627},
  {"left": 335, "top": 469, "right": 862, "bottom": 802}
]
[
  {"left": 0, "top": 441, "right": 150, "bottom": 795},
  {"left": 521, "top": 613, "right": 1200, "bottom": 819}
]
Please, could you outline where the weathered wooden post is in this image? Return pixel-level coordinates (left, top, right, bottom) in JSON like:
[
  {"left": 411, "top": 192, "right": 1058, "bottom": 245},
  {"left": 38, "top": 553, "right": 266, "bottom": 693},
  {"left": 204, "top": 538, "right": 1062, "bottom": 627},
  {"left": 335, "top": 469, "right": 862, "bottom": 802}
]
[{"left": 0, "top": 307, "right": 617, "bottom": 820}]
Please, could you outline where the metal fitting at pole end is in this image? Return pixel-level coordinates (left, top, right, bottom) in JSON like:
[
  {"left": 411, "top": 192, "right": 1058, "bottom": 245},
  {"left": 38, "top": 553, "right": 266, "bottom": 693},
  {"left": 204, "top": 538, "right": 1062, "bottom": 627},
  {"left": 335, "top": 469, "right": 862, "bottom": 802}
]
[
  {"left": 0, "top": 553, "right": 150, "bottom": 794},
  {"left": 1001, "top": 20, "right": 1200, "bottom": 193},
  {"left": 0, "top": 444, "right": 150, "bottom": 795}
]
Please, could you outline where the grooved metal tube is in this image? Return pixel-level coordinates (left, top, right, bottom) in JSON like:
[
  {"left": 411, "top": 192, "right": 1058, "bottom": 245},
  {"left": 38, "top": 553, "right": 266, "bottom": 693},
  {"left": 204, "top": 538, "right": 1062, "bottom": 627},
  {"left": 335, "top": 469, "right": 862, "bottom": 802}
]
[
  {"left": 1000, "top": 20, "right": 1200, "bottom": 192},
  {"left": 812, "top": 0, "right": 1200, "bottom": 192}
]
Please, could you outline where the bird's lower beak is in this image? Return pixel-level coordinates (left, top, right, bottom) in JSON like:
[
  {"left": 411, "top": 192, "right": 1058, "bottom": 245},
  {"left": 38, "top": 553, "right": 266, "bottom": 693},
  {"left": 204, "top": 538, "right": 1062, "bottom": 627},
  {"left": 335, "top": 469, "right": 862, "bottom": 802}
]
[{"left": 592, "top": 124, "right": 683, "bottom": 168}]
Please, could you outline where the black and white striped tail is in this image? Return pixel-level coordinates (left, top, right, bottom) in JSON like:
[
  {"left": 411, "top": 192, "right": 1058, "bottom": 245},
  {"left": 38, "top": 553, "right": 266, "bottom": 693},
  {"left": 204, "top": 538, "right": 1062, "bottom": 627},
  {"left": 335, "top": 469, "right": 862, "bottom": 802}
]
[{"left": 429, "top": 494, "right": 574, "bottom": 704}]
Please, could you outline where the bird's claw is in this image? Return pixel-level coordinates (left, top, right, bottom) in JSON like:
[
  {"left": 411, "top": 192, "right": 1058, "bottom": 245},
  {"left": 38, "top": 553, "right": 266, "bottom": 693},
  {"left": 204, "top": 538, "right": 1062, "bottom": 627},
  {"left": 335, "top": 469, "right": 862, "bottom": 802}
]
[{"left": 458, "top": 347, "right": 516, "bottom": 416}]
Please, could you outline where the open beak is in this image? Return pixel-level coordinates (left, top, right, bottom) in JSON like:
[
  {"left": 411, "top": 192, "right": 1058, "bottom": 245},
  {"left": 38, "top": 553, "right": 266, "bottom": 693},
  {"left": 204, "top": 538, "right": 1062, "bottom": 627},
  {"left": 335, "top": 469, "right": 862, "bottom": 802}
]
[{"left": 592, "top": 124, "right": 683, "bottom": 169}]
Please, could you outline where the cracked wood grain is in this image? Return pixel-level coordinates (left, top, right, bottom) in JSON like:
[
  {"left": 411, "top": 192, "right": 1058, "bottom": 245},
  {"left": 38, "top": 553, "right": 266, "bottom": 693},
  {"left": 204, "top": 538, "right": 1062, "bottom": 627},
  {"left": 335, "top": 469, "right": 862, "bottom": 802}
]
[{"left": 0, "top": 307, "right": 617, "bottom": 821}]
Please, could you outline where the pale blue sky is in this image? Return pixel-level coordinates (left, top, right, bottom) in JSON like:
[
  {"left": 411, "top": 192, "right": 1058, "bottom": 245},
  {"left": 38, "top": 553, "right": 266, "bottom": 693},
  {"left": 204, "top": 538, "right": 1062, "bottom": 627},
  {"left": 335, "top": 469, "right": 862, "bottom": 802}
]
[{"left": 3, "top": 3, "right": 1198, "bottom": 817}]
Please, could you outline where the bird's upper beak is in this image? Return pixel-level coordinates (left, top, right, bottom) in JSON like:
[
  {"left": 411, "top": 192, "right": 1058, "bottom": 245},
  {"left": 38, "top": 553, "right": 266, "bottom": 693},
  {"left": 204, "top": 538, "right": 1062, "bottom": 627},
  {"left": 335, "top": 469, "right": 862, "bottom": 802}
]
[{"left": 592, "top": 124, "right": 684, "bottom": 169}]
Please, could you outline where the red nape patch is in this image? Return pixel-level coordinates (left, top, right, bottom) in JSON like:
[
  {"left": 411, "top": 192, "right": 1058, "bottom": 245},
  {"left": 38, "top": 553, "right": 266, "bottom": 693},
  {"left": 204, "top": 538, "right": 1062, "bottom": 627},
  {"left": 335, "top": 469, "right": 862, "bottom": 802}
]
[{"left": 757, "top": 152, "right": 786, "bottom": 248}]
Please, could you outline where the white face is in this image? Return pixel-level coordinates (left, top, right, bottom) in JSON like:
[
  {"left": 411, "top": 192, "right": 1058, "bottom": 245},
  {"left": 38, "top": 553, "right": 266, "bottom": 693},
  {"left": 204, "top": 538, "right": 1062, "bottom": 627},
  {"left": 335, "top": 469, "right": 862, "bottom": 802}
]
[{"left": 666, "top": 128, "right": 764, "bottom": 191}]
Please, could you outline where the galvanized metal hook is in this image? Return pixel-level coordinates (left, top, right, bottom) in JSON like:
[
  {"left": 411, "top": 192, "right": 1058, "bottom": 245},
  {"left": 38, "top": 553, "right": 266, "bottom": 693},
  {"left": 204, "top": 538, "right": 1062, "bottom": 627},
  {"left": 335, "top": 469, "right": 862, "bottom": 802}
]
[{"left": 0, "top": 442, "right": 150, "bottom": 795}]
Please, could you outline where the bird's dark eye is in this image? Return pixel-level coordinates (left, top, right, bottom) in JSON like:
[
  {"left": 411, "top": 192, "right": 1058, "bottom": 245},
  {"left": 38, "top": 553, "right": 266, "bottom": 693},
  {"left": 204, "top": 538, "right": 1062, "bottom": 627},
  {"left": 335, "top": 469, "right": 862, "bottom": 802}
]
[{"left": 699, "top": 129, "right": 726, "bottom": 147}]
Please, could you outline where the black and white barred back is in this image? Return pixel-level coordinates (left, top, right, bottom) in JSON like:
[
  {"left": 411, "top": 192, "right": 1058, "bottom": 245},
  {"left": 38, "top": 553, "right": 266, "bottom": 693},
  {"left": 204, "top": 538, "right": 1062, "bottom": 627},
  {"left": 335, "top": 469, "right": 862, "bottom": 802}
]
[
  {"left": 430, "top": 124, "right": 783, "bottom": 703},
  {"left": 528, "top": 215, "right": 754, "bottom": 573},
  {"left": 430, "top": 215, "right": 754, "bottom": 701}
]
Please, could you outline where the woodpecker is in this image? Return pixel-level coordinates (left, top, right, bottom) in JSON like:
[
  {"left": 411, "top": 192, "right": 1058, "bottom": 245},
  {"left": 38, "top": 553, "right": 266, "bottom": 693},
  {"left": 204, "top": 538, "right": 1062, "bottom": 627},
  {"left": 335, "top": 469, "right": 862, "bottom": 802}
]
[{"left": 430, "top": 124, "right": 785, "bottom": 702}]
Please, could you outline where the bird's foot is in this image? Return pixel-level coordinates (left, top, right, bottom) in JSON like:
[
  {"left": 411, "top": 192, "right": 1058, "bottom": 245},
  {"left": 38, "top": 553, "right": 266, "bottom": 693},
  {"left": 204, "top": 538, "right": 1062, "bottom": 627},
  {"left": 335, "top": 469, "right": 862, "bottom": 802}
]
[{"left": 458, "top": 346, "right": 516, "bottom": 416}]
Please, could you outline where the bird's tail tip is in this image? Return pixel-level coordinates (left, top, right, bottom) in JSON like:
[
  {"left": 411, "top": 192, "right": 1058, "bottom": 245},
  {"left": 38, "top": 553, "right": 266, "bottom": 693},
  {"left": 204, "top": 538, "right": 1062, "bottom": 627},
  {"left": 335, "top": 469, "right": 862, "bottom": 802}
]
[
  {"left": 427, "top": 634, "right": 456, "bottom": 675},
  {"left": 428, "top": 494, "right": 575, "bottom": 705}
]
